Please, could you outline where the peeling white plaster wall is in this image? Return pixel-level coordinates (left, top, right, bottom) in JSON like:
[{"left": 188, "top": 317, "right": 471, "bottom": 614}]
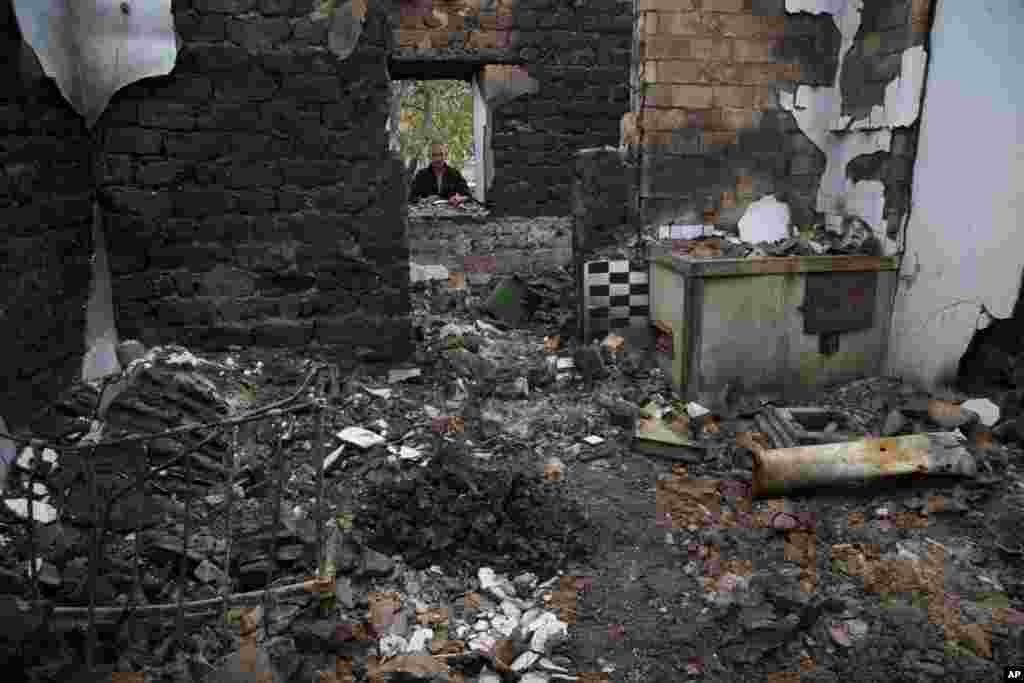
[
  {"left": 781, "top": 0, "right": 927, "bottom": 254},
  {"left": 886, "top": 0, "right": 1024, "bottom": 389}
]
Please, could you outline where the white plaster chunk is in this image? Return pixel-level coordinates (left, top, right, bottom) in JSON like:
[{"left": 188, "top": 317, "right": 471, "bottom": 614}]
[
  {"left": 738, "top": 195, "right": 791, "bottom": 244},
  {"left": 845, "top": 180, "right": 887, "bottom": 236},
  {"left": 785, "top": 0, "right": 845, "bottom": 15},
  {"left": 527, "top": 612, "right": 569, "bottom": 653},
  {"left": 962, "top": 398, "right": 1000, "bottom": 427},
  {"left": 885, "top": 45, "right": 927, "bottom": 127},
  {"left": 511, "top": 651, "right": 541, "bottom": 672},
  {"left": 406, "top": 627, "right": 434, "bottom": 653},
  {"left": 378, "top": 633, "right": 408, "bottom": 658},
  {"left": 409, "top": 263, "right": 449, "bottom": 282},
  {"left": 337, "top": 426, "right": 385, "bottom": 449}
]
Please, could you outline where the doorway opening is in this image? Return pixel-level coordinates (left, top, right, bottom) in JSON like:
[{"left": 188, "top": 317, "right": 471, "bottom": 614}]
[{"left": 388, "top": 74, "right": 493, "bottom": 205}]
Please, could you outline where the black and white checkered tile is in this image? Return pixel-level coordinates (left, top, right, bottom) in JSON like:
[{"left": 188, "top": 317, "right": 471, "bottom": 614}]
[{"left": 583, "top": 259, "right": 649, "bottom": 340}]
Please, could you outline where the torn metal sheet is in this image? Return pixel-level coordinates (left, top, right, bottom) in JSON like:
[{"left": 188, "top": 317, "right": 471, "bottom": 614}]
[
  {"left": 752, "top": 432, "right": 977, "bottom": 497},
  {"left": 13, "top": 0, "right": 179, "bottom": 128}
]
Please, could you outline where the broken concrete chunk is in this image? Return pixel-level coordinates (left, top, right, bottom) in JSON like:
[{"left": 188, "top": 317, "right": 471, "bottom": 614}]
[
  {"left": 336, "top": 427, "right": 385, "bottom": 449},
  {"left": 405, "top": 626, "right": 433, "bottom": 653},
  {"left": 738, "top": 195, "right": 791, "bottom": 245},
  {"left": 388, "top": 367, "right": 422, "bottom": 384},
  {"left": 511, "top": 650, "right": 541, "bottom": 671},
  {"left": 582, "top": 435, "right": 605, "bottom": 446},
  {"left": 410, "top": 263, "right": 450, "bottom": 283},
  {"left": 686, "top": 402, "right": 710, "bottom": 418},
  {"left": 526, "top": 612, "right": 569, "bottom": 654}
]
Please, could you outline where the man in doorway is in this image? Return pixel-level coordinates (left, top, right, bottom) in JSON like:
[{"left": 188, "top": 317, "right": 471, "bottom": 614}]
[{"left": 409, "top": 142, "right": 473, "bottom": 205}]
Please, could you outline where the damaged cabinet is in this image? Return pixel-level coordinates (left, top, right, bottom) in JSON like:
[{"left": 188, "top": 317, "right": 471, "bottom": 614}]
[{"left": 647, "top": 251, "right": 899, "bottom": 404}]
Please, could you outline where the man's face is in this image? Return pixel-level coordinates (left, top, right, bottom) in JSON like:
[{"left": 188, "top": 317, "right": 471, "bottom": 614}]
[{"left": 430, "top": 146, "right": 446, "bottom": 172}]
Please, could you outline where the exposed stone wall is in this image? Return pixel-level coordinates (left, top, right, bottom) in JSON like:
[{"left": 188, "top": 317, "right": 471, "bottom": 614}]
[
  {"left": 628, "top": 0, "right": 931, "bottom": 249},
  {"left": 396, "top": 0, "right": 634, "bottom": 217},
  {"left": 408, "top": 215, "right": 571, "bottom": 278},
  {"left": 0, "top": 0, "right": 95, "bottom": 429},
  {"left": 99, "top": 0, "right": 411, "bottom": 362}
]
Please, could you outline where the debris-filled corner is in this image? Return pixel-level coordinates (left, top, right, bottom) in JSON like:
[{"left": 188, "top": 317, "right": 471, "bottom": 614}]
[
  {"left": 2, "top": 265, "right": 1023, "bottom": 682},
  {"left": 3, "top": 0, "right": 1024, "bottom": 681}
]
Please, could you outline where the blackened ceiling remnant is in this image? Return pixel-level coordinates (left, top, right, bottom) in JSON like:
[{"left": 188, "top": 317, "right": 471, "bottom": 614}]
[
  {"left": 840, "top": 0, "right": 916, "bottom": 121},
  {"left": 773, "top": 12, "right": 842, "bottom": 87}
]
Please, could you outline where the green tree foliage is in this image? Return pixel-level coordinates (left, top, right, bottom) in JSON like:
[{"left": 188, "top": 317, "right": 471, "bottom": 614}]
[{"left": 394, "top": 79, "right": 474, "bottom": 170}]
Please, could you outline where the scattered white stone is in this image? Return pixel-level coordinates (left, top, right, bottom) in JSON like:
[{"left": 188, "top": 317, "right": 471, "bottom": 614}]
[
  {"left": 520, "top": 672, "right": 551, "bottom": 683},
  {"left": 738, "top": 194, "right": 791, "bottom": 244},
  {"left": 478, "top": 668, "right": 502, "bottom": 683},
  {"left": 455, "top": 624, "right": 471, "bottom": 639},
  {"left": 582, "top": 435, "right": 605, "bottom": 445},
  {"left": 388, "top": 368, "right": 422, "bottom": 384},
  {"left": 501, "top": 600, "right": 522, "bottom": 621},
  {"left": 410, "top": 263, "right": 449, "bottom": 283},
  {"left": 538, "top": 657, "right": 570, "bottom": 673},
  {"left": 5, "top": 493, "right": 57, "bottom": 524},
  {"left": 406, "top": 627, "right": 433, "bottom": 653},
  {"left": 527, "top": 612, "right": 569, "bottom": 654},
  {"left": 378, "top": 633, "right": 408, "bottom": 658},
  {"left": 16, "top": 446, "right": 59, "bottom": 471},
  {"left": 474, "top": 619, "right": 490, "bottom": 632},
  {"left": 323, "top": 445, "right": 345, "bottom": 472},
  {"left": 961, "top": 398, "right": 1000, "bottom": 427},
  {"left": 520, "top": 607, "right": 543, "bottom": 630},
  {"left": 387, "top": 445, "right": 422, "bottom": 461},
  {"left": 364, "top": 387, "right": 392, "bottom": 400},
  {"left": 491, "top": 614, "right": 517, "bottom": 636},
  {"left": 336, "top": 427, "right": 385, "bottom": 449},
  {"left": 511, "top": 651, "right": 541, "bottom": 672},
  {"left": 686, "top": 402, "right": 710, "bottom": 418}
]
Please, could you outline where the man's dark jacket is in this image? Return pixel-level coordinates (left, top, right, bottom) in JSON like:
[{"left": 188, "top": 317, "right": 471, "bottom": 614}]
[{"left": 409, "top": 164, "right": 471, "bottom": 201}]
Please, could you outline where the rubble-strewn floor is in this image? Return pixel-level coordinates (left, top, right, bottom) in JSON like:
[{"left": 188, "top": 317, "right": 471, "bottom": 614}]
[{"left": 2, "top": 268, "right": 1023, "bottom": 682}]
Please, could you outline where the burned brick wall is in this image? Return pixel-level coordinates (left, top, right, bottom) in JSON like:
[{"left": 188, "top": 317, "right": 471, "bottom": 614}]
[
  {"left": 396, "top": 0, "right": 634, "bottom": 217},
  {"left": 99, "top": 0, "right": 411, "bottom": 362},
  {"left": 0, "top": 0, "right": 95, "bottom": 429},
  {"left": 630, "top": 0, "right": 932, "bottom": 249}
]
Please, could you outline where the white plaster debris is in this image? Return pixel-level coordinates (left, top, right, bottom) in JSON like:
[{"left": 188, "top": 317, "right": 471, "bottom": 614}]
[
  {"left": 582, "top": 435, "right": 605, "bottom": 445},
  {"left": 409, "top": 262, "right": 449, "bottom": 282},
  {"left": 387, "top": 445, "right": 422, "bottom": 461},
  {"left": 738, "top": 195, "right": 791, "bottom": 244},
  {"left": 364, "top": 386, "right": 392, "bottom": 400},
  {"left": 378, "top": 633, "right": 408, "bottom": 658},
  {"left": 5, "top": 494, "right": 58, "bottom": 524},
  {"left": 526, "top": 612, "right": 570, "bottom": 653},
  {"left": 962, "top": 398, "right": 1000, "bottom": 427},
  {"left": 406, "top": 627, "right": 433, "bottom": 653},
  {"left": 512, "top": 651, "right": 542, "bottom": 672},
  {"left": 322, "top": 445, "right": 346, "bottom": 472},
  {"left": 336, "top": 427, "right": 385, "bottom": 449},
  {"left": 686, "top": 402, "right": 710, "bottom": 418},
  {"left": 388, "top": 368, "right": 421, "bottom": 384},
  {"left": 658, "top": 224, "right": 706, "bottom": 240}
]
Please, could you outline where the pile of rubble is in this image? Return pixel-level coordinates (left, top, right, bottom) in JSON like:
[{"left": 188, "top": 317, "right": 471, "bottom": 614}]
[{"left": 408, "top": 197, "right": 490, "bottom": 220}]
